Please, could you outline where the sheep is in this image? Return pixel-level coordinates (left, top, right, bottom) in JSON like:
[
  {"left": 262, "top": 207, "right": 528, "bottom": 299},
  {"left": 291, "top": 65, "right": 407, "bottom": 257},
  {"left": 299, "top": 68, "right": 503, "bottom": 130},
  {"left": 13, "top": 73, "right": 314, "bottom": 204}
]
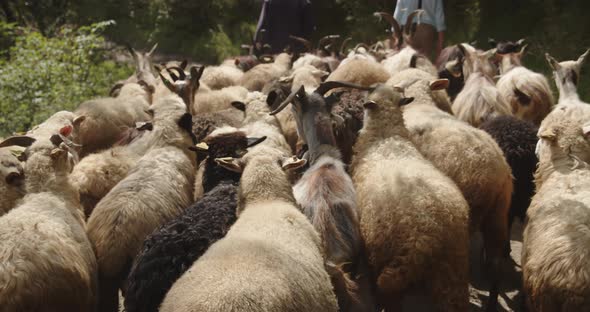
[
  {"left": 452, "top": 45, "right": 512, "bottom": 127},
  {"left": 381, "top": 46, "right": 438, "bottom": 77},
  {"left": 86, "top": 90, "right": 197, "bottom": 312},
  {"left": 435, "top": 44, "right": 470, "bottom": 100},
  {"left": 26, "top": 110, "right": 75, "bottom": 140},
  {"left": 200, "top": 58, "right": 244, "bottom": 90},
  {"left": 160, "top": 145, "right": 338, "bottom": 312},
  {"left": 123, "top": 131, "right": 267, "bottom": 312},
  {"left": 545, "top": 48, "right": 590, "bottom": 105},
  {"left": 479, "top": 116, "right": 538, "bottom": 253},
  {"left": 388, "top": 68, "right": 513, "bottom": 310},
  {"left": 238, "top": 52, "right": 292, "bottom": 91},
  {"left": 496, "top": 45, "right": 554, "bottom": 125},
  {"left": 72, "top": 81, "right": 153, "bottom": 157},
  {"left": 191, "top": 109, "right": 244, "bottom": 143},
  {"left": 326, "top": 57, "right": 390, "bottom": 88},
  {"left": 0, "top": 134, "right": 97, "bottom": 311},
  {"left": 0, "top": 147, "right": 25, "bottom": 216},
  {"left": 270, "top": 81, "right": 378, "bottom": 311},
  {"left": 522, "top": 103, "right": 590, "bottom": 311},
  {"left": 350, "top": 84, "right": 469, "bottom": 311},
  {"left": 192, "top": 85, "right": 249, "bottom": 115},
  {"left": 232, "top": 91, "right": 292, "bottom": 155}
]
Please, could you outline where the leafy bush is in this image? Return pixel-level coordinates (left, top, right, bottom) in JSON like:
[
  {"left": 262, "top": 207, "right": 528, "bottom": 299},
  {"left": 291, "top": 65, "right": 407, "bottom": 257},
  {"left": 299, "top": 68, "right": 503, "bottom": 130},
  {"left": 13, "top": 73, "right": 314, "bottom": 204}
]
[{"left": 0, "top": 20, "right": 132, "bottom": 136}]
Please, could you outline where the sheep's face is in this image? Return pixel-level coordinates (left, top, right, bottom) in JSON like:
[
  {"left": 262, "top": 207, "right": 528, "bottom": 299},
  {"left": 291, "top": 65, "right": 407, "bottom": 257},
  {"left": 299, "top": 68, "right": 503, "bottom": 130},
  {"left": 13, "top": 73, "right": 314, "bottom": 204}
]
[
  {"left": 0, "top": 149, "right": 25, "bottom": 192},
  {"left": 536, "top": 105, "right": 590, "bottom": 166},
  {"left": 546, "top": 49, "right": 589, "bottom": 90},
  {"left": 363, "top": 85, "right": 413, "bottom": 127}
]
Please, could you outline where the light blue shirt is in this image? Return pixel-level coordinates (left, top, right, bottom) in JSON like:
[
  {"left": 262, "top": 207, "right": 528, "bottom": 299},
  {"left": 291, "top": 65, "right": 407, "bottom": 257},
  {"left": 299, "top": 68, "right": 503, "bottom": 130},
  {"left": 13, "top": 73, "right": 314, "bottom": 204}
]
[{"left": 394, "top": 0, "right": 446, "bottom": 32}]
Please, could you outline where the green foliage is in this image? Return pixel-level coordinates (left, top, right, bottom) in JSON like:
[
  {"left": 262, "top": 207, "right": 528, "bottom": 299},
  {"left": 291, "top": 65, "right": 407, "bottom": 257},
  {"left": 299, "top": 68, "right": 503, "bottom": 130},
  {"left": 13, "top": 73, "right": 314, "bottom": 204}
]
[{"left": 0, "top": 21, "right": 132, "bottom": 136}]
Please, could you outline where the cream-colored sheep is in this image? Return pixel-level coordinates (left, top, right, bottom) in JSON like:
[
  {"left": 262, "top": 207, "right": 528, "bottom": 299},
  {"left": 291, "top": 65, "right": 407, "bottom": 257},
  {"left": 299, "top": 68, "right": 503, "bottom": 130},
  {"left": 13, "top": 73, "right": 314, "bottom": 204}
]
[
  {"left": 0, "top": 148, "right": 25, "bottom": 216},
  {"left": 385, "top": 68, "right": 453, "bottom": 114},
  {"left": 0, "top": 137, "right": 97, "bottom": 311},
  {"left": 86, "top": 94, "right": 196, "bottom": 312},
  {"left": 27, "top": 110, "right": 75, "bottom": 140},
  {"left": 453, "top": 45, "right": 512, "bottom": 127},
  {"left": 160, "top": 146, "right": 338, "bottom": 312},
  {"left": 239, "top": 53, "right": 292, "bottom": 91},
  {"left": 523, "top": 103, "right": 590, "bottom": 311},
  {"left": 73, "top": 82, "right": 152, "bottom": 157},
  {"left": 280, "top": 64, "right": 329, "bottom": 93},
  {"left": 192, "top": 85, "right": 248, "bottom": 115},
  {"left": 389, "top": 69, "right": 513, "bottom": 308},
  {"left": 497, "top": 47, "right": 554, "bottom": 125},
  {"left": 545, "top": 49, "right": 589, "bottom": 105},
  {"left": 327, "top": 57, "right": 390, "bottom": 87},
  {"left": 292, "top": 53, "right": 331, "bottom": 72},
  {"left": 381, "top": 46, "right": 438, "bottom": 77},
  {"left": 200, "top": 59, "right": 244, "bottom": 90},
  {"left": 350, "top": 85, "right": 469, "bottom": 311}
]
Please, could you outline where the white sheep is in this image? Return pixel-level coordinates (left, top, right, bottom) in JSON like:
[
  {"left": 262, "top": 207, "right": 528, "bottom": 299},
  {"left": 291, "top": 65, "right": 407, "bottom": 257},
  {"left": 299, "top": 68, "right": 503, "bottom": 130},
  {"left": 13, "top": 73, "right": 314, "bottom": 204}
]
[
  {"left": 0, "top": 135, "right": 97, "bottom": 311},
  {"left": 350, "top": 84, "right": 469, "bottom": 311},
  {"left": 381, "top": 46, "right": 438, "bottom": 77},
  {"left": 497, "top": 46, "right": 554, "bottom": 125},
  {"left": 523, "top": 103, "right": 590, "bottom": 311},
  {"left": 327, "top": 57, "right": 390, "bottom": 87},
  {"left": 160, "top": 146, "right": 338, "bottom": 312},
  {"left": 238, "top": 52, "right": 292, "bottom": 91},
  {"left": 192, "top": 85, "right": 249, "bottom": 115},
  {"left": 86, "top": 94, "right": 196, "bottom": 312},
  {"left": 200, "top": 58, "right": 244, "bottom": 90}
]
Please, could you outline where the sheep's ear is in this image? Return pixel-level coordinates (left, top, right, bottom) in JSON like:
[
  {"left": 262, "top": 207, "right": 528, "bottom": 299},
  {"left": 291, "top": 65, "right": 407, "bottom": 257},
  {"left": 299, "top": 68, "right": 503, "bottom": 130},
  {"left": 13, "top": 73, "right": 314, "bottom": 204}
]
[
  {"left": 539, "top": 128, "right": 557, "bottom": 141},
  {"left": 231, "top": 101, "right": 246, "bottom": 112},
  {"left": 429, "top": 79, "right": 449, "bottom": 91},
  {"left": 73, "top": 115, "right": 86, "bottom": 128},
  {"left": 0, "top": 135, "right": 36, "bottom": 148},
  {"left": 215, "top": 157, "right": 243, "bottom": 173},
  {"left": 545, "top": 53, "right": 560, "bottom": 70},
  {"left": 109, "top": 82, "right": 124, "bottom": 97},
  {"left": 59, "top": 125, "right": 73, "bottom": 137},
  {"left": 399, "top": 97, "right": 414, "bottom": 106},
  {"left": 281, "top": 156, "right": 307, "bottom": 171},
  {"left": 576, "top": 48, "right": 590, "bottom": 66},
  {"left": 247, "top": 136, "right": 267, "bottom": 148}
]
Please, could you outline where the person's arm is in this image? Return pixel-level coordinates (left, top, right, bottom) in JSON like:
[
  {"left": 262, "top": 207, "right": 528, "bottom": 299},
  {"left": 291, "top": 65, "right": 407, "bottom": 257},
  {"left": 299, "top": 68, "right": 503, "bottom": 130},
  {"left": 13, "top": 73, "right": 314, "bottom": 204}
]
[
  {"left": 301, "top": 0, "right": 314, "bottom": 39},
  {"left": 434, "top": 0, "right": 446, "bottom": 58}
]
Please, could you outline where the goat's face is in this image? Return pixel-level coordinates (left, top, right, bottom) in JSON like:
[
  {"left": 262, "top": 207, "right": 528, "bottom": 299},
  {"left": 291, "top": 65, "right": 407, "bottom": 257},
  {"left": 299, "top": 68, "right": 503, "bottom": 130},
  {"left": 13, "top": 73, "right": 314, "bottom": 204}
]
[{"left": 159, "top": 66, "right": 204, "bottom": 109}]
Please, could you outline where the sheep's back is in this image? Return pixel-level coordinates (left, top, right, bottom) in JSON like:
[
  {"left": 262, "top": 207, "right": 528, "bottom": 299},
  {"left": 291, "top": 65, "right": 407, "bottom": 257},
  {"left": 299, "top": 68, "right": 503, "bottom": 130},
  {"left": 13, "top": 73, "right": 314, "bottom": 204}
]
[
  {"left": 160, "top": 201, "right": 337, "bottom": 312},
  {"left": 86, "top": 147, "right": 194, "bottom": 280},
  {"left": 124, "top": 183, "right": 238, "bottom": 312},
  {"left": 0, "top": 194, "right": 97, "bottom": 311},
  {"left": 523, "top": 171, "right": 590, "bottom": 310}
]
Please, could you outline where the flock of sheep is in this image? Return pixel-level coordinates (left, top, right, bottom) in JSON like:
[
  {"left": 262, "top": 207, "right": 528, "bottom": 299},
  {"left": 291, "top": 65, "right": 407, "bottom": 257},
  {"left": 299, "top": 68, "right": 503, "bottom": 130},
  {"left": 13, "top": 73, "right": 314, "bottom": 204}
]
[{"left": 0, "top": 10, "right": 589, "bottom": 312}]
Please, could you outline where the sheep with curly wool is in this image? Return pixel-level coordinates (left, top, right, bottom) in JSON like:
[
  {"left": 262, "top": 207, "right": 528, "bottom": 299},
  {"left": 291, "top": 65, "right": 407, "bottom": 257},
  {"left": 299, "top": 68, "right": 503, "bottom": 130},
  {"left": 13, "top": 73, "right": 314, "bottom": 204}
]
[
  {"left": 497, "top": 46, "right": 554, "bottom": 125},
  {"left": 0, "top": 148, "right": 25, "bottom": 216},
  {"left": 238, "top": 52, "right": 292, "bottom": 91},
  {"left": 200, "top": 59, "right": 244, "bottom": 90},
  {"left": 453, "top": 45, "right": 512, "bottom": 127},
  {"left": 160, "top": 146, "right": 337, "bottom": 312},
  {"left": 388, "top": 68, "right": 513, "bottom": 310},
  {"left": 72, "top": 82, "right": 152, "bottom": 157},
  {"left": 350, "top": 84, "right": 469, "bottom": 311},
  {"left": 123, "top": 131, "right": 266, "bottom": 312},
  {"left": 480, "top": 115, "right": 538, "bottom": 247},
  {"left": 522, "top": 103, "right": 590, "bottom": 311},
  {"left": 86, "top": 93, "right": 196, "bottom": 312},
  {"left": 0, "top": 135, "right": 97, "bottom": 311}
]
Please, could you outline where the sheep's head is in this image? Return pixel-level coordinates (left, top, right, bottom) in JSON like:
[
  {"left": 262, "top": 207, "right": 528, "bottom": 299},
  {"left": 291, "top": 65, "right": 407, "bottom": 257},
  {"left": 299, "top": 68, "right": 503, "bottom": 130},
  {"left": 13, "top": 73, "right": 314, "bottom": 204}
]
[
  {"left": 458, "top": 44, "right": 497, "bottom": 78},
  {"left": 278, "top": 65, "right": 329, "bottom": 94},
  {"left": 0, "top": 148, "right": 25, "bottom": 192},
  {"left": 269, "top": 81, "right": 372, "bottom": 149},
  {"left": 159, "top": 65, "right": 204, "bottom": 109},
  {"left": 546, "top": 48, "right": 589, "bottom": 91},
  {"left": 536, "top": 105, "right": 590, "bottom": 169},
  {"left": 363, "top": 84, "right": 414, "bottom": 116}
]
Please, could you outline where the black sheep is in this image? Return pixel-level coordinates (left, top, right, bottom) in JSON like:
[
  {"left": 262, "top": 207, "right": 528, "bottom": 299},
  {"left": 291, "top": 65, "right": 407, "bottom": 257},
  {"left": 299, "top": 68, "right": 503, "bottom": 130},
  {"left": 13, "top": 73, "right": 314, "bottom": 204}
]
[
  {"left": 480, "top": 115, "right": 538, "bottom": 243},
  {"left": 123, "top": 131, "right": 266, "bottom": 312}
]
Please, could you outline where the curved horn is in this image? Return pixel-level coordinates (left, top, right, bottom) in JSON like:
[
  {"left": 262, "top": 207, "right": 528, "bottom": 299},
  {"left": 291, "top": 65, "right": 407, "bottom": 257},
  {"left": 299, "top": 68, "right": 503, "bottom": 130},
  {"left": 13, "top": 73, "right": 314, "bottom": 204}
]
[
  {"left": 147, "top": 43, "right": 158, "bottom": 56},
  {"left": 374, "top": 12, "right": 402, "bottom": 48},
  {"left": 315, "top": 81, "right": 375, "bottom": 96},
  {"left": 340, "top": 37, "right": 352, "bottom": 56},
  {"left": 404, "top": 10, "right": 425, "bottom": 43},
  {"left": 410, "top": 54, "right": 419, "bottom": 68},
  {"left": 354, "top": 43, "right": 371, "bottom": 53},
  {"left": 168, "top": 66, "right": 187, "bottom": 80},
  {"left": 289, "top": 35, "right": 313, "bottom": 52},
  {"left": 166, "top": 68, "right": 179, "bottom": 81},
  {"left": 0, "top": 135, "right": 36, "bottom": 148},
  {"left": 269, "top": 86, "right": 306, "bottom": 115}
]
